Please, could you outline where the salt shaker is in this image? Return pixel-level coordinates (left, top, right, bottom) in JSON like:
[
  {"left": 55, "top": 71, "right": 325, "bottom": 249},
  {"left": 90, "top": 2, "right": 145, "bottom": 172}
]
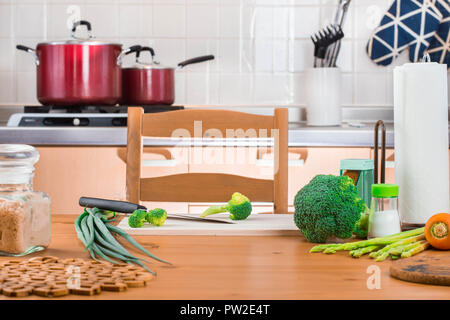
[{"left": 368, "top": 184, "right": 401, "bottom": 238}]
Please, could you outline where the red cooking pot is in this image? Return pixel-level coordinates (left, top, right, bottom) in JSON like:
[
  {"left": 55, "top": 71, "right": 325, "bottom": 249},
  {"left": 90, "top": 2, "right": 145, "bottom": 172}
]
[
  {"left": 121, "top": 46, "right": 215, "bottom": 105},
  {"left": 17, "top": 20, "right": 140, "bottom": 106}
]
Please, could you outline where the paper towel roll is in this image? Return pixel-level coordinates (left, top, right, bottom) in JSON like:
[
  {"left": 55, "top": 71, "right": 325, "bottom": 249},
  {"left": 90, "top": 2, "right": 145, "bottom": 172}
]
[{"left": 394, "top": 62, "right": 449, "bottom": 225}]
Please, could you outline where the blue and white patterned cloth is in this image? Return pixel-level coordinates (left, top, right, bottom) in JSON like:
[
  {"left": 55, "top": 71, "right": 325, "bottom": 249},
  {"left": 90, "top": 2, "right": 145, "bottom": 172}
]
[
  {"left": 367, "top": 0, "right": 449, "bottom": 67},
  {"left": 427, "top": 0, "right": 449, "bottom": 65}
]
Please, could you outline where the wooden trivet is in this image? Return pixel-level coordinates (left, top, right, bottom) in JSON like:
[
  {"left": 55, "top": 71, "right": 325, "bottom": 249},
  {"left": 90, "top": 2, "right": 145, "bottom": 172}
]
[
  {"left": 390, "top": 252, "right": 450, "bottom": 286},
  {"left": 0, "top": 256, "right": 155, "bottom": 298}
]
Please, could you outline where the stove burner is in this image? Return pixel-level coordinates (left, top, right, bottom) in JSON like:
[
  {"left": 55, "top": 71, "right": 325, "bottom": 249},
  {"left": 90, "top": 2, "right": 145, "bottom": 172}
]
[
  {"left": 23, "top": 105, "right": 184, "bottom": 114},
  {"left": 9, "top": 105, "right": 185, "bottom": 127}
]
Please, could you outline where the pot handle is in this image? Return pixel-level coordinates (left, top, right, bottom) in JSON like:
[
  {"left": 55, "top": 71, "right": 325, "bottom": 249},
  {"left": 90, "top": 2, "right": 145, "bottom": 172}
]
[
  {"left": 71, "top": 20, "right": 93, "bottom": 40},
  {"left": 178, "top": 55, "right": 215, "bottom": 68},
  {"left": 136, "top": 47, "right": 155, "bottom": 63},
  {"left": 16, "top": 45, "right": 39, "bottom": 66},
  {"left": 116, "top": 45, "right": 142, "bottom": 66}
]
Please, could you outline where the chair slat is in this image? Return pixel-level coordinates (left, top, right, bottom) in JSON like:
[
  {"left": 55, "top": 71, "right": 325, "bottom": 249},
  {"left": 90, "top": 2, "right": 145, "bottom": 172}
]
[
  {"left": 142, "top": 109, "right": 274, "bottom": 138},
  {"left": 140, "top": 173, "right": 274, "bottom": 202}
]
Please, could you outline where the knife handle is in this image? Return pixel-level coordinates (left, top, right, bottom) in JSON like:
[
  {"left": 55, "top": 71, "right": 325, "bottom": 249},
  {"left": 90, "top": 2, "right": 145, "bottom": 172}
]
[{"left": 79, "top": 197, "right": 146, "bottom": 213}]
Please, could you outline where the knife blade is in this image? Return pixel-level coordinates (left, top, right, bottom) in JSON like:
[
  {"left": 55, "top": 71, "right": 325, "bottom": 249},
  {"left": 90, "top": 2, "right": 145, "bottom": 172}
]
[{"left": 79, "top": 197, "right": 235, "bottom": 224}]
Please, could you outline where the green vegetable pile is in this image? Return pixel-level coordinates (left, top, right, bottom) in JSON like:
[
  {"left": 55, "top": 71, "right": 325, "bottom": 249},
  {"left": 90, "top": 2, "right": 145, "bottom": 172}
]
[
  {"left": 128, "top": 208, "right": 168, "bottom": 228},
  {"left": 200, "top": 192, "right": 252, "bottom": 220},
  {"left": 310, "top": 227, "right": 428, "bottom": 261},
  {"left": 294, "top": 174, "right": 369, "bottom": 243},
  {"left": 75, "top": 207, "right": 170, "bottom": 275}
]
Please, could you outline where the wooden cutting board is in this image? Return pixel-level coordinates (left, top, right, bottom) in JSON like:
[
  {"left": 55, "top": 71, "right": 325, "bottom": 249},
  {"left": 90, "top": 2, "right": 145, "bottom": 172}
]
[
  {"left": 117, "top": 214, "right": 299, "bottom": 236},
  {"left": 390, "top": 251, "right": 450, "bottom": 286}
]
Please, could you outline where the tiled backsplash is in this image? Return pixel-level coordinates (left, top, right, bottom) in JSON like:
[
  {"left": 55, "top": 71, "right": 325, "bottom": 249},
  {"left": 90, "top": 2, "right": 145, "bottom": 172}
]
[{"left": 0, "top": 0, "right": 448, "bottom": 107}]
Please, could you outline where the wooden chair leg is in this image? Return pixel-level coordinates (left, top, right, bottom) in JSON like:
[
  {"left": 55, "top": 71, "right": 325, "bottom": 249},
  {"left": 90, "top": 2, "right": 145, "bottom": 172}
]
[
  {"left": 126, "top": 107, "right": 143, "bottom": 204},
  {"left": 273, "top": 108, "right": 289, "bottom": 214}
]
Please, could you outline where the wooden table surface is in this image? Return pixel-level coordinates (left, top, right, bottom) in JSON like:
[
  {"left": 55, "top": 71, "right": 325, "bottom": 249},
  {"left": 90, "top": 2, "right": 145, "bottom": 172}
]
[{"left": 0, "top": 214, "right": 448, "bottom": 300}]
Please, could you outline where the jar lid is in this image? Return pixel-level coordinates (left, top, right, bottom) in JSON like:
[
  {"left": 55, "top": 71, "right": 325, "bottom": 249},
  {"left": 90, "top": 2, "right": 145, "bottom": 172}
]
[
  {"left": 0, "top": 144, "right": 39, "bottom": 165},
  {"left": 371, "top": 184, "right": 399, "bottom": 198},
  {"left": 0, "top": 144, "right": 39, "bottom": 184}
]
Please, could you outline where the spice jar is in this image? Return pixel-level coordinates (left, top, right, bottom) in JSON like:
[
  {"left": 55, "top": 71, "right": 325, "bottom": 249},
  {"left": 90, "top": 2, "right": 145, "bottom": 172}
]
[
  {"left": 368, "top": 184, "right": 401, "bottom": 238},
  {"left": 0, "top": 144, "right": 51, "bottom": 256}
]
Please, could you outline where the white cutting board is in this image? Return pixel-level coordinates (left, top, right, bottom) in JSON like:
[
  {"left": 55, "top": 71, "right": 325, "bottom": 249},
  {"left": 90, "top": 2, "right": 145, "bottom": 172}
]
[{"left": 117, "top": 214, "right": 299, "bottom": 236}]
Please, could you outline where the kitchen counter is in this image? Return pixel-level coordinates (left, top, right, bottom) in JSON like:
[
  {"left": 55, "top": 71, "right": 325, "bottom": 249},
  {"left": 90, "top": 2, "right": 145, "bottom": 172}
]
[
  {"left": 1, "top": 106, "right": 449, "bottom": 147},
  {"left": 0, "top": 123, "right": 398, "bottom": 147},
  {"left": 0, "top": 214, "right": 448, "bottom": 300}
]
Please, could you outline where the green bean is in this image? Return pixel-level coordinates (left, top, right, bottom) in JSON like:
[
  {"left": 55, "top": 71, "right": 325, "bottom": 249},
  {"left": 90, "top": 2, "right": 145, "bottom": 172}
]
[
  {"left": 74, "top": 210, "right": 88, "bottom": 243},
  {"left": 78, "top": 213, "right": 97, "bottom": 261},
  {"left": 94, "top": 242, "right": 156, "bottom": 275},
  {"left": 93, "top": 228, "right": 149, "bottom": 263},
  {"left": 91, "top": 211, "right": 128, "bottom": 252},
  {"left": 85, "top": 212, "right": 95, "bottom": 249},
  {"left": 90, "top": 242, "right": 120, "bottom": 265},
  {"left": 80, "top": 213, "right": 92, "bottom": 249},
  {"left": 106, "top": 223, "right": 171, "bottom": 265},
  {"left": 75, "top": 207, "right": 170, "bottom": 274}
]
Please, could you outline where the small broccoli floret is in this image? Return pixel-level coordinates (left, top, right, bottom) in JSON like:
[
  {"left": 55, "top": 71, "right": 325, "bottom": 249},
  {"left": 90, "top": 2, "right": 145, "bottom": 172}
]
[
  {"left": 200, "top": 192, "right": 252, "bottom": 220},
  {"left": 146, "top": 208, "right": 167, "bottom": 226},
  {"left": 293, "top": 174, "right": 367, "bottom": 243},
  {"left": 353, "top": 208, "right": 370, "bottom": 239},
  {"left": 128, "top": 209, "right": 148, "bottom": 228}
]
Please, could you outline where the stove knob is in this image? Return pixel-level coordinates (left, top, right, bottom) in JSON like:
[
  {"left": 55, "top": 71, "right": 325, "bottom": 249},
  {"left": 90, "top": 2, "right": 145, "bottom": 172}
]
[{"left": 73, "top": 118, "right": 80, "bottom": 126}]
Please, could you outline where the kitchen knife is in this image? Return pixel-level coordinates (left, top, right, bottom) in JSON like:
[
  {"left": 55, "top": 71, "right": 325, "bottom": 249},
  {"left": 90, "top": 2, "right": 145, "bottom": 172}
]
[{"left": 79, "top": 197, "right": 235, "bottom": 224}]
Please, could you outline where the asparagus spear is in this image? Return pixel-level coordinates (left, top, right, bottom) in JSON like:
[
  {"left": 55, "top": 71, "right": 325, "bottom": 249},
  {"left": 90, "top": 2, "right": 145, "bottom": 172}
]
[
  {"left": 350, "top": 245, "right": 381, "bottom": 258},
  {"left": 401, "top": 241, "right": 430, "bottom": 258},
  {"left": 388, "top": 240, "right": 424, "bottom": 256},
  {"left": 310, "top": 227, "right": 425, "bottom": 253},
  {"left": 371, "top": 234, "right": 425, "bottom": 261}
]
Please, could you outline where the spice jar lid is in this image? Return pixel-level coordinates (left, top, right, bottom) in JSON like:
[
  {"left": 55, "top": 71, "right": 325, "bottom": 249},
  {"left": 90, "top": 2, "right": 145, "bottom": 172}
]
[{"left": 371, "top": 184, "right": 399, "bottom": 198}]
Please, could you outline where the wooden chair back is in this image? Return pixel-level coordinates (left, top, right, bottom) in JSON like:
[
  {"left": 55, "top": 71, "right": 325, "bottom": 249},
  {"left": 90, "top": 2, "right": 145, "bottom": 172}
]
[{"left": 126, "top": 107, "right": 288, "bottom": 213}]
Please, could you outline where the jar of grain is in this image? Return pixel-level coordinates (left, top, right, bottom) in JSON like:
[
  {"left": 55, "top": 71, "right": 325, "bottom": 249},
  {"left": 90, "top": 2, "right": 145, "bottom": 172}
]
[{"left": 0, "top": 144, "right": 50, "bottom": 256}]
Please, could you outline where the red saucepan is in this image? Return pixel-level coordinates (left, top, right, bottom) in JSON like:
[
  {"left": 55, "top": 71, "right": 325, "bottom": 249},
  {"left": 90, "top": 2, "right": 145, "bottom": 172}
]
[
  {"left": 17, "top": 20, "right": 140, "bottom": 106},
  {"left": 121, "top": 46, "right": 214, "bottom": 105}
]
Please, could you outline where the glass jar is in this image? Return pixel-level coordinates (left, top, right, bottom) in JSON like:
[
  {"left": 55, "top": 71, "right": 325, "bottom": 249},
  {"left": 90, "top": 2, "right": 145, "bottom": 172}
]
[
  {"left": 0, "top": 144, "right": 51, "bottom": 256},
  {"left": 368, "top": 184, "right": 401, "bottom": 238}
]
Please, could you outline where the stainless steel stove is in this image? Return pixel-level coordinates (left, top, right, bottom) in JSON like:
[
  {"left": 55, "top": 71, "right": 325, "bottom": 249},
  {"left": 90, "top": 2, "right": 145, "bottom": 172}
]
[{"left": 7, "top": 105, "right": 184, "bottom": 127}]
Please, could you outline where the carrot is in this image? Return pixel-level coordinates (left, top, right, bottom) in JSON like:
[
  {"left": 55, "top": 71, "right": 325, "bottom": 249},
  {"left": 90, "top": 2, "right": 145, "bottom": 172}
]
[{"left": 425, "top": 213, "right": 450, "bottom": 250}]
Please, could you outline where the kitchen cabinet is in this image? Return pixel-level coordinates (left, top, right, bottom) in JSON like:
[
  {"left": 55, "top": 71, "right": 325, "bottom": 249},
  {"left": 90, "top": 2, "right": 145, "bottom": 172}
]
[
  {"left": 36, "top": 146, "right": 450, "bottom": 215},
  {"left": 34, "top": 146, "right": 189, "bottom": 214},
  {"left": 370, "top": 148, "right": 395, "bottom": 184},
  {"left": 189, "top": 146, "right": 371, "bottom": 207},
  {"left": 288, "top": 147, "right": 372, "bottom": 205}
]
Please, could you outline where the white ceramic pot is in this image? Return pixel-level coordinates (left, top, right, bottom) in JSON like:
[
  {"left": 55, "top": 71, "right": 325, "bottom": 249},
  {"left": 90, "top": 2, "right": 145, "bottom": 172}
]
[{"left": 305, "top": 67, "right": 342, "bottom": 126}]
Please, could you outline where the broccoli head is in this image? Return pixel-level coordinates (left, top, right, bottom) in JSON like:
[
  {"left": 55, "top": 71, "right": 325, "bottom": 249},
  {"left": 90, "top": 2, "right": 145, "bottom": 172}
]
[
  {"left": 200, "top": 192, "right": 252, "bottom": 220},
  {"left": 293, "top": 174, "right": 367, "bottom": 243},
  {"left": 146, "top": 208, "right": 167, "bottom": 226},
  {"left": 128, "top": 209, "right": 148, "bottom": 228}
]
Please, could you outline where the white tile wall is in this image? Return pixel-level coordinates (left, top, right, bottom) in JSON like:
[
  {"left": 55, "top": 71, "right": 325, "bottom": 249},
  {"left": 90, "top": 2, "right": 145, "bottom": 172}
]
[{"left": 0, "top": 0, "right": 448, "bottom": 106}]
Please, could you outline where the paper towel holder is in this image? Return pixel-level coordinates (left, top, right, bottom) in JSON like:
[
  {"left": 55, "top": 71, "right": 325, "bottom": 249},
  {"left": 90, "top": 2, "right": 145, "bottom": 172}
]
[
  {"left": 422, "top": 52, "right": 431, "bottom": 63},
  {"left": 374, "top": 120, "right": 386, "bottom": 184}
]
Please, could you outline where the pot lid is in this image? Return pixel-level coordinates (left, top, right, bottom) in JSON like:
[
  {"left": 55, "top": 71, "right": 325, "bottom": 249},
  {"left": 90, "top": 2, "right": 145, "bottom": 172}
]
[
  {"left": 123, "top": 61, "right": 173, "bottom": 70},
  {"left": 121, "top": 46, "right": 215, "bottom": 70},
  {"left": 122, "top": 46, "right": 174, "bottom": 70},
  {"left": 38, "top": 40, "right": 122, "bottom": 46},
  {"left": 38, "top": 20, "right": 121, "bottom": 47}
]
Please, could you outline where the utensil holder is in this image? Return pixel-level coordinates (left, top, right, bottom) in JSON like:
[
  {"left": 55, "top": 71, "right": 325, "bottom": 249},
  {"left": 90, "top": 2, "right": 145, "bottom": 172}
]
[{"left": 305, "top": 67, "right": 342, "bottom": 126}]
